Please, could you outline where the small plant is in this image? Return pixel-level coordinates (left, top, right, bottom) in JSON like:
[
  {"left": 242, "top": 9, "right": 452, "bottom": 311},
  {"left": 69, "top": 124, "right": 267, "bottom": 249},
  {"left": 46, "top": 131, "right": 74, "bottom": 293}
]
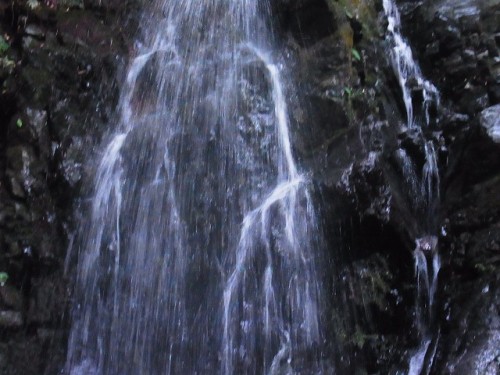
[
  {"left": 351, "top": 48, "right": 362, "bottom": 62},
  {"left": 0, "top": 35, "right": 9, "bottom": 54},
  {"left": 16, "top": 118, "right": 23, "bottom": 128},
  {"left": 0, "top": 34, "right": 16, "bottom": 73},
  {"left": 343, "top": 86, "right": 362, "bottom": 100},
  {"left": 0, "top": 272, "right": 8, "bottom": 286},
  {"left": 343, "top": 86, "right": 363, "bottom": 121}
]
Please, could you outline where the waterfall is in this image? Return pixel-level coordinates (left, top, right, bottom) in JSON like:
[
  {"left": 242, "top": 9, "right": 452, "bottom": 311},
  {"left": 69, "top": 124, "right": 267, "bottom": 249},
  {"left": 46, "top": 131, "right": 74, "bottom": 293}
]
[
  {"left": 383, "top": 0, "right": 439, "bottom": 129},
  {"left": 65, "top": 1, "right": 325, "bottom": 374},
  {"left": 383, "top": 1, "right": 441, "bottom": 374}
]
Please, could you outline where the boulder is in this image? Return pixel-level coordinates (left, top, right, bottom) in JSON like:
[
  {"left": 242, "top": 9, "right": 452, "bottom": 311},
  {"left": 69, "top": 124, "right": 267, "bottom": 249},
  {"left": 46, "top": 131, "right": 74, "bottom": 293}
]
[{"left": 480, "top": 104, "right": 500, "bottom": 143}]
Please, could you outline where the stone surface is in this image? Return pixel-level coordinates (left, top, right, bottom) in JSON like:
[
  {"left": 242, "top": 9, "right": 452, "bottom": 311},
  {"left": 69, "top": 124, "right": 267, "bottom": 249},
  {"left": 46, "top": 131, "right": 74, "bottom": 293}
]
[
  {"left": 480, "top": 104, "right": 500, "bottom": 143},
  {"left": 27, "top": 275, "right": 67, "bottom": 325},
  {"left": 0, "top": 286, "right": 23, "bottom": 310},
  {"left": 0, "top": 0, "right": 139, "bottom": 373},
  {"left": 289, "top": 0, "right": 500, "bottom": 373}
]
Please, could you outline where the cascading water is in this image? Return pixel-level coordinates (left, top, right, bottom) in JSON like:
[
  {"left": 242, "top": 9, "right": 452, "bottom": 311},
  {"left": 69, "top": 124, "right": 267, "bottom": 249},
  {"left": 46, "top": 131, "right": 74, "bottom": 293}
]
[
  {"left": 66, "top": 1, "right": 325, "bottom": 374},
  {"left": 222, "top": 47, "right": 325, "bottom": 375},
  {"left": 383, "top": 0, "right": 441, "bottom": 374},
  {"left": 383, "top": 0, "right": 439, "bottom": 129}
]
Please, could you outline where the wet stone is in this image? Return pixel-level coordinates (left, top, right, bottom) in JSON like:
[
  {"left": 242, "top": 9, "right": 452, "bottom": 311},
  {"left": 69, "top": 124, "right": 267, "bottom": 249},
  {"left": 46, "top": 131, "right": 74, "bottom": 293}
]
[
  {"left": 22, "top": 35, "right": 43, "bottom": 51},
  {"left": 7, "top": 176, "right": 25, "bottom": 199},
  {"left": 0, "top": 310, "right": 23, "bottom": 328},
  {"left": 37, "top": 233, "right": 58, "bottom": 261},
  {"left": 60, "top": 138, "right": 84, "bottom": 188},
  {"left": 24, "top": 24, "right": 46, "bottom": 39},
  {"left": 25, "top": 108, "right": 48, "bottom": 140},
  {"left": 480, "top": 104, "right": 500, "bottom": 143},
  {"left": 6, "top": 145, "right": 38, "bottom": 198}
]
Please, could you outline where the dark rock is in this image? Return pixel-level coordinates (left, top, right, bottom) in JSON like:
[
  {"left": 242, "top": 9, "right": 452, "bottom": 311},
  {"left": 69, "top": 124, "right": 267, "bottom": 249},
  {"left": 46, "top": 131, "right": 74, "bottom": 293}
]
[
  {"left": 56, "top": 10, "right": 122, "bottom": 55},
  {"left": 295, "top": 95, "right": 350, "bottom": 154},
  {"left": 313, "top": 1, "right": 500, "bottom": 373},
  {"left": 0, "top": 286, "right": 23, "bottom": 310},
  {"left": 337, "top": 152, "right": 392, "bottom": 223},
  {"left": 5, "top": 145, "right": 39, "bottom": 198},
  {"left": 27, "top": 275, "right": 67, "bottom": 325},
  {"left": 0, "top": 1, "right": 137, "bottom": 373},
  {"left": 83, "top": 0, "right": 135, "bottom": 11},
  {"left": 274, "top": 0, "right": 337, "bottom": 47},
  {"left": 23, "top": 24, "right": 45, "bottom": 39},
  {"left": 399, "top": 0, "right": 500, "bottom": 115},
  {"left": 432, "top": 275, "right": 500, "bottom": 375},
  {"left": 0, "top": 336, "right": 45, "bottom": 375},
  {"left": 58, "top": 0, "right": 84, "bottom": 8},
  {"left": 59, "top": 137, "right": 84, "bottom": 187}
]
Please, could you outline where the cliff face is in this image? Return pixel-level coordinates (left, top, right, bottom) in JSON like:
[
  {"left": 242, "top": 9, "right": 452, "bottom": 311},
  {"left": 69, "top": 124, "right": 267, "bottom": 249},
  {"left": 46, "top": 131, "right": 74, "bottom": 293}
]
[
  {"left": 0, "top": 1, "right": 138, "bottom": 373},
  {"left": 399, "top": 2, "right": 500, "bottom": 373},
  {"left": 0, "top": 0, "right": 498, "bottom": 374},
  {"left": 275, "top": 0, "right": 499, "bottom": 373}
]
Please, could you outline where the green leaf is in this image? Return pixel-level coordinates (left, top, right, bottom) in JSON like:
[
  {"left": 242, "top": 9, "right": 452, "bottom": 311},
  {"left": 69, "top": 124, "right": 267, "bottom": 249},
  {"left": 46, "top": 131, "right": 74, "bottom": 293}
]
[
  {"left": 0, "top": 272, "right": 8, "bottom": 286},
  {"left": 351, "top": 48, "right": 362, "bottom": 62},
  {"left": 344, "top": 87, "right": 353, "bottom": 97},
  {"left": 16, "top": 118, "right": 23, "bottom": 128},
  {"left": 0, "top": 35, "right": 9, "bottom": 54}
]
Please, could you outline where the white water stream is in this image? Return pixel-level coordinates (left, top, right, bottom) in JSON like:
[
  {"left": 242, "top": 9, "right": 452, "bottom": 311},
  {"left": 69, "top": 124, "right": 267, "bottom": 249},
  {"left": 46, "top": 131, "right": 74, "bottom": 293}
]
[
  {"left": 383, "top": 1, "right": 442, "bottom": 374},
  {"left": 66, "top": 2, "right": 325, "bottom": 374}
]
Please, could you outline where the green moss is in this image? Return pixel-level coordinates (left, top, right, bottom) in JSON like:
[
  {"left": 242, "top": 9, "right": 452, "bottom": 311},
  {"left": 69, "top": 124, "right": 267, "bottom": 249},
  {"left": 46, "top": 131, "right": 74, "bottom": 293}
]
[
  {"left": 474, "top": 263, "right": 496, "bottom": 273},
  {"left": 0, "top": 35, "right": 9, "bottom": 54},
  {"left": 350, "top": 325, "right": 378, "bottom": 349},
  {"left": 0, "top": 35, "right": 15, "bottom": 75}
]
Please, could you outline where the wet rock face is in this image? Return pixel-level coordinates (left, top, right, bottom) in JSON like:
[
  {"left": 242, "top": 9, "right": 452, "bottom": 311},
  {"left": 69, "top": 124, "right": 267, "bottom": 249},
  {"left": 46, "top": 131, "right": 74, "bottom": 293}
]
[
  {"left": 399, "top": 0, "right": 500, "bottom": 114},
  {"left": 480, "top": 104, "right": 500, "bottom": 143},
  {"left": 435, "top": 174, "right": 500, "bottom": 374},
  {"left": 274, "top": 0, "right": 337, "bottom": 47},
  {"left": 279, "top": 0, "right": 499, "bottom": 373},
  {"left": 0, "top": 0, "right": 138, "bottom": 373},
  {"left": 397, "top": 1, "right": 500, "bottom": 371}
]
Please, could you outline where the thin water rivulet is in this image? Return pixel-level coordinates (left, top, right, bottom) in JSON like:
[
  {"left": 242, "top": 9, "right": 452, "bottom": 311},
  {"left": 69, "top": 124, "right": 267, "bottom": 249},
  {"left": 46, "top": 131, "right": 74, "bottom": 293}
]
[{"left": 384, "top": 1, "right": 441, "bottom": 373}]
